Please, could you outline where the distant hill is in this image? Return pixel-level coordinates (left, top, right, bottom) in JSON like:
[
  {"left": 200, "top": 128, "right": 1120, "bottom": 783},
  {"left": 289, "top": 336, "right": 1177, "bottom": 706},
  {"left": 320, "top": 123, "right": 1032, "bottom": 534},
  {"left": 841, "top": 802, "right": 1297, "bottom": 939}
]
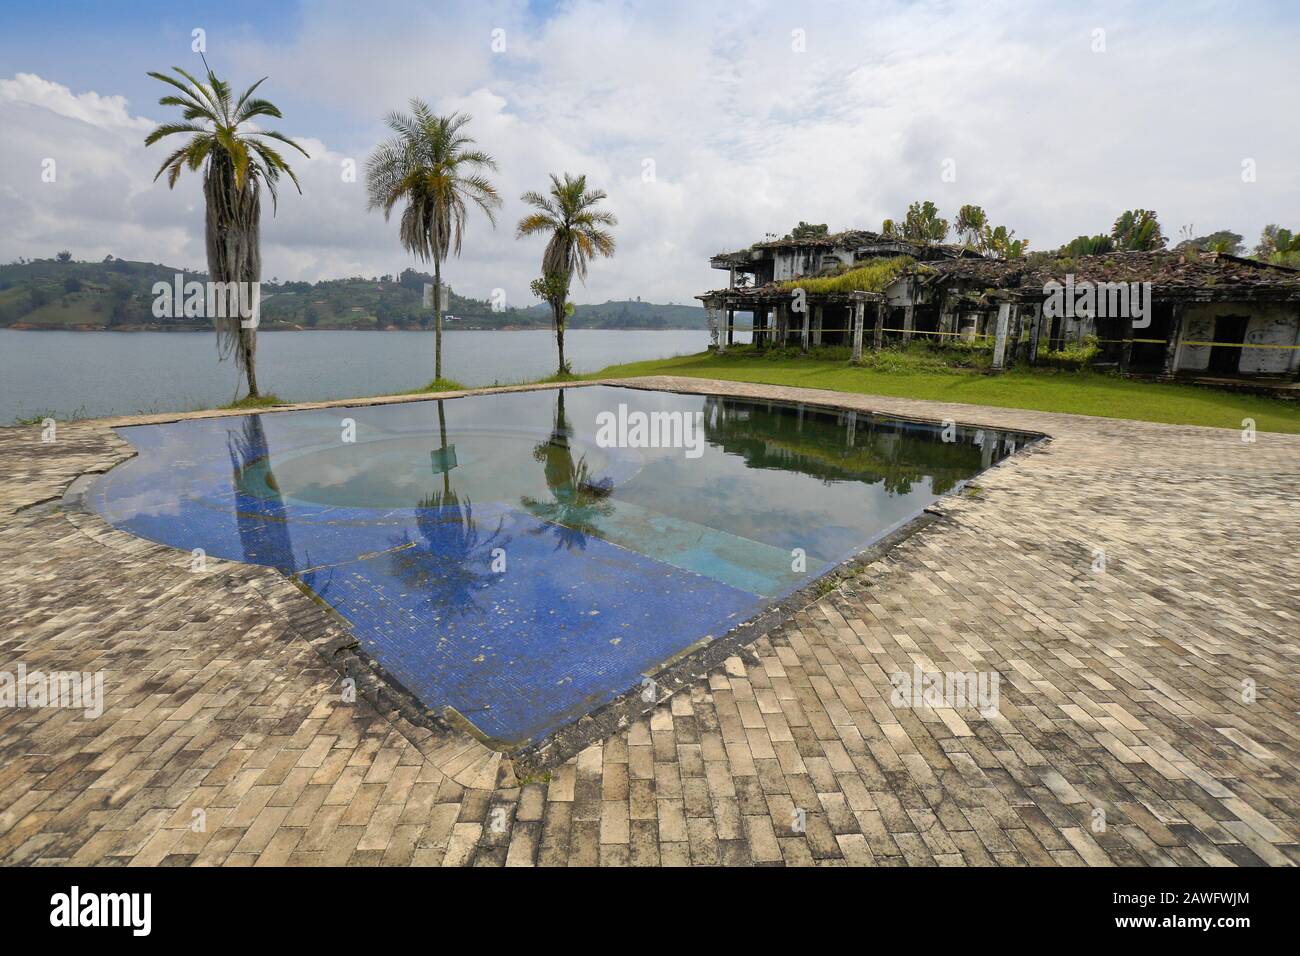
[{"left": 0, "top": 256, "right": 706, "bottom": 331}]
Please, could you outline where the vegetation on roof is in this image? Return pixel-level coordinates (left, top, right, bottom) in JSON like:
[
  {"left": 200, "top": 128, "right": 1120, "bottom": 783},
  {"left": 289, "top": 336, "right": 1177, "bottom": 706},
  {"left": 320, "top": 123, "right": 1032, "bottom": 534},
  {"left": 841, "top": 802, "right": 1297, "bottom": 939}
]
[{"left": 778, "top": 256, "right": 914, "bottom": 294}]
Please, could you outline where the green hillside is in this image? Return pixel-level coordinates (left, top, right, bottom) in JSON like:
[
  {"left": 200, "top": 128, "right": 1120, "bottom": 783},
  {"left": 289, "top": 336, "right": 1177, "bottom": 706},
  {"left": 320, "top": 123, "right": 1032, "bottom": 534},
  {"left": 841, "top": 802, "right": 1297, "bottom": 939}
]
[{"left": 0, "top": 255, "right": 705, "bottom": 331}]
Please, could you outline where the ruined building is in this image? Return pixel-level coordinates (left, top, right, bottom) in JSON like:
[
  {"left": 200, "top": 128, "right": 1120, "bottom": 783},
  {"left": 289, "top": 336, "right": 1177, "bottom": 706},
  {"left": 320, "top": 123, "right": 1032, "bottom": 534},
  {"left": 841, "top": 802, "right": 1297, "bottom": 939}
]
[{"left": 699, "top": 232, "right": 1300, "bottom": 382}]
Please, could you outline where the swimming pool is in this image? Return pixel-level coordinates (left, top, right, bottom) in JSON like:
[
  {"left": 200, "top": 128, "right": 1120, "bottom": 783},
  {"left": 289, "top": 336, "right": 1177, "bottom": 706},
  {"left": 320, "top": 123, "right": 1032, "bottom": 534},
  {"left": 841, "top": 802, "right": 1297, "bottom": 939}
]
[{"left": 90, "top": 385, "right": 1036, "bottom": 747}]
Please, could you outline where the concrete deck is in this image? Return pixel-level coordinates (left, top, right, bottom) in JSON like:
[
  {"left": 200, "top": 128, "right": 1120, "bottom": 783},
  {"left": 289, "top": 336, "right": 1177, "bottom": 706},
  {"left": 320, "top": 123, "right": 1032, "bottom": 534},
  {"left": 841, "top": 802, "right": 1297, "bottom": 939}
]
[{"left": 1, "top": 377, "right": 1296, "bottom": 866}]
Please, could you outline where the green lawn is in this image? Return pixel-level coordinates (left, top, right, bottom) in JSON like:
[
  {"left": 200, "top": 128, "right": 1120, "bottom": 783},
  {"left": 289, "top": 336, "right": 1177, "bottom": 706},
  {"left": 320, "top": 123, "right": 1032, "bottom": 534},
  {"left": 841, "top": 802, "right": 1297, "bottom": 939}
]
[{"left": 582, "top": 349, "right": 1300, "bottom": 434}]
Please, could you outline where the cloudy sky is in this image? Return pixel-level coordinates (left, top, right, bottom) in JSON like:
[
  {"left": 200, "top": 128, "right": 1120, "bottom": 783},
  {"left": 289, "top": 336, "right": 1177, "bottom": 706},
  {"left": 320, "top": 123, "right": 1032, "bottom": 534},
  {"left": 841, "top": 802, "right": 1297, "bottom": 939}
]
[{"left": 1, "top": 0, "right": 1295, "bottom": 306}]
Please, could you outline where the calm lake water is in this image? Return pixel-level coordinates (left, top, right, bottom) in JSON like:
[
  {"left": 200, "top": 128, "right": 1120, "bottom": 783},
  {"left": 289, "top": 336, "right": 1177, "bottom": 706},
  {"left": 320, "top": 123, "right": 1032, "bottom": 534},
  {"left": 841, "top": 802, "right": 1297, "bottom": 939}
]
[{"left": 0, "top": 328, "right": 709, "bottom": 423}]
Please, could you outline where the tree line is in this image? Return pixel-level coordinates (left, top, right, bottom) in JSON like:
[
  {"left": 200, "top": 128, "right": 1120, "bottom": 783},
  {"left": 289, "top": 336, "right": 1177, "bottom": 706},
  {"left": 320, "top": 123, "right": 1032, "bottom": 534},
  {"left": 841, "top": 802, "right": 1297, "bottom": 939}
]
[{"left": 790, "top": 205, "right": 1299, "bottom": 268}]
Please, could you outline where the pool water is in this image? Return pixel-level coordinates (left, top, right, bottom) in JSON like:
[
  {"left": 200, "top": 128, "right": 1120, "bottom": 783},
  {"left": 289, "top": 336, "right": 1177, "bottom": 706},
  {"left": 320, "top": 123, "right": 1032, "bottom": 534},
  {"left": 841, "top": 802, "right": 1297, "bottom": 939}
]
[{"left": 91, "top": 385, "right": 1036, "bottom": 746}]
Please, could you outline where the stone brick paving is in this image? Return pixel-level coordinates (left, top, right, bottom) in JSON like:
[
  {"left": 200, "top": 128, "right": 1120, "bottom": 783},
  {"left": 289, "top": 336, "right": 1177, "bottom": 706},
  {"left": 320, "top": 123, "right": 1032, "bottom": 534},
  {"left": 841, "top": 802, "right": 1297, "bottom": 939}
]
[{"left": 0, "top": 377, "right": 1296, "bottom": 866}]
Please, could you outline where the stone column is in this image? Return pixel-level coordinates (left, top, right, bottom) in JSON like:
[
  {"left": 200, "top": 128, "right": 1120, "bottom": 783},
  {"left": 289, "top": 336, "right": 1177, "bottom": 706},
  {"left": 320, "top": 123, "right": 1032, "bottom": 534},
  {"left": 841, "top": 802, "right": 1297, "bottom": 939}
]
[
  {"left": 851, "top": 300, "right": 865, "bottom": 363},
  {"left": 1291, "top": 307, "right": 1300, "bottom": 382},
  {"left": 991, "top": 302, "right": 1011, "bottom": 371},
  {"left": 939, "top": 298, "right": 955, "bottom": 337},
  {"left": 1291, "top": 309, "right": 1300, "bottom": 381},
  {"left": 812, "top": 305, "right": 823, "bottom": 346},
  {"left": 1005, "top": 303, "right": 1022, "bottom": 367},
  {"left": 800, "top": 302, "right": 810, "bottom": 353},
  {"left": 706, "top": 302, "right": 722, "bottom": 352},
  {"left": 1160, "top": 302, "right": 1184, "bottom": 380},
  {"left": 1027, "top": 302, "right": 1044, "bottom": 365},
  {"left": 726, "top": 308, "right": 734, "bottom": 346},
  {"left": 901, "top": 305, "right": 915, "bottom": 346},
  {"left": 1118, "top": 312, "right": 1135, "bottom": 373}
]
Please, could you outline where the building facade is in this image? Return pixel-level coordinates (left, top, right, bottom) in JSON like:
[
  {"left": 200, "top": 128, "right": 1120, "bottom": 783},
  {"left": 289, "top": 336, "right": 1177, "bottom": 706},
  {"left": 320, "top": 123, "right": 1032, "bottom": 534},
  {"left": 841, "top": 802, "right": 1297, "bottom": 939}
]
[{"left": 700, "top": 237, "right": 1300, "bottom": 381}]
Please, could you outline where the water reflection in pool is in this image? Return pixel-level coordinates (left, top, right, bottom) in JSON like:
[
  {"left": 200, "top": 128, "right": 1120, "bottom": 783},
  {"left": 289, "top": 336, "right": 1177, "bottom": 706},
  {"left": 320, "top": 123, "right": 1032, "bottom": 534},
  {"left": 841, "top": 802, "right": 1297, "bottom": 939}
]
[{"left": 92, "top": 386, "right": 1037, "bottom": 746}]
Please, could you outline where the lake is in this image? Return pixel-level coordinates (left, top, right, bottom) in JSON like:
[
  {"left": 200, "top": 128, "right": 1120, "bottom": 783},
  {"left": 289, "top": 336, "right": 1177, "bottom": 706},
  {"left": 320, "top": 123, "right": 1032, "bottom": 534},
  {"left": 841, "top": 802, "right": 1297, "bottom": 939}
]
[{"left": 0, "top": 328, "right": 710, "bottom": 423}]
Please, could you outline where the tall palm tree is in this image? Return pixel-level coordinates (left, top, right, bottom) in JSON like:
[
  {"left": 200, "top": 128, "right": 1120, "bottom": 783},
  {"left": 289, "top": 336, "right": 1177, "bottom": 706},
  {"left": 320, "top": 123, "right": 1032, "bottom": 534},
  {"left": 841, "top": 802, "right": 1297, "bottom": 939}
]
[
  {"left": 145, "top": 64, "right": 307, "bottom": 399},
  {"left": 366, "top": 103, "right": 501, "bottom": 383},
  {"left": 517, "top": 173, "right": 617, "bottom": 375}
]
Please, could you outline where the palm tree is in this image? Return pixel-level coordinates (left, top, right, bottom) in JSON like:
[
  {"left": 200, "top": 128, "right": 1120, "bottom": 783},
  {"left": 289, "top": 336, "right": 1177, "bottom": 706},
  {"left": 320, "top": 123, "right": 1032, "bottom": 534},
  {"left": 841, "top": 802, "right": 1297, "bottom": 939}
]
[
  {"left": 366, "top": 103, "right": 501, "bottom": 383},
  {"left": 517, "top": 173, "right": 617, "bottom": 376},
  {"left": 145, "top": 64, "right": 307, "bottom": 399},
  {"left": 954, "top": 204, "right": 988, "bottom": 251}
]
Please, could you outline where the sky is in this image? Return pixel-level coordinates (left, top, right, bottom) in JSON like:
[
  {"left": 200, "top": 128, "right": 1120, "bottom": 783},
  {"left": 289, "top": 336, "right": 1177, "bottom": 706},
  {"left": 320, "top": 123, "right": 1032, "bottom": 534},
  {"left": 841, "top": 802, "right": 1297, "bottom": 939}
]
[{"left": 0, "top": 0, "right": 1296, "bottom": 307}]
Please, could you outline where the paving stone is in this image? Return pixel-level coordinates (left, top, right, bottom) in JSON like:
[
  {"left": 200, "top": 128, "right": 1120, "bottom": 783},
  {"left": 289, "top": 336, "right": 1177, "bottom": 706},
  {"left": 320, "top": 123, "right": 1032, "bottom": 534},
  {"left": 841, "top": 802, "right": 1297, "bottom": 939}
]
[{"left": 1, "top": 378, "right": 1296, "bottom": 868}]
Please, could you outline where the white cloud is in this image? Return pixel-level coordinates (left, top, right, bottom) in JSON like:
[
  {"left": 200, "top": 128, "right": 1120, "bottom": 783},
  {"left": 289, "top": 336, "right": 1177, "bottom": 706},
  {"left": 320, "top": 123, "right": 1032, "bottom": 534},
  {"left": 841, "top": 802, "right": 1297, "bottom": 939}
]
[
  {"left": 0, "top": 73, "right": 152, "bottom": 131},
  {"left": 2, "top": 0, "right": 1297, "bottom": 304}
]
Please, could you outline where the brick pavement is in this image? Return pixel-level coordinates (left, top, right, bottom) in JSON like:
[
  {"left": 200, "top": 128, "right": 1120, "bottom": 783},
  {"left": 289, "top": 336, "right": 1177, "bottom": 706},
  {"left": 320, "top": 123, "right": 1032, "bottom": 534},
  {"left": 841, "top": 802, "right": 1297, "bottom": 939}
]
[{"left": 0, "top": 377, "right": 1295, "bottom": 866}]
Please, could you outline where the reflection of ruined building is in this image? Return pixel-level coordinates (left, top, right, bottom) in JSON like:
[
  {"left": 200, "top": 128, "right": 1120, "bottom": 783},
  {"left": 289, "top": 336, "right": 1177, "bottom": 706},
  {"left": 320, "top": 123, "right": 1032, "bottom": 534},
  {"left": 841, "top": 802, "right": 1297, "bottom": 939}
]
[
  {"left": 701, "top": 396, "right": 1026, "bottom": 497},
  {"left": 701, "top": 234, "right": 1300, "bottom": 382}
]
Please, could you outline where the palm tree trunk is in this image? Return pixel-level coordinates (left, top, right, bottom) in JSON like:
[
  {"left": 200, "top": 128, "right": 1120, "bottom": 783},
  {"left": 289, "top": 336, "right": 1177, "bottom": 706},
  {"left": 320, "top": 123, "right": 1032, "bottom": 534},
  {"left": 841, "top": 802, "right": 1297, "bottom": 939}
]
[
  {"left": 555, "top": 299, "right": 566, "bottom": 375},
  {"left": 434, "top": 252, "right": 443, "bottom": 382},
  {"left": 204, "top": 157, "right": 262, "bottom": 399},
  {"left": 242, "top": 332, "right": 260, "bottom": 397}
]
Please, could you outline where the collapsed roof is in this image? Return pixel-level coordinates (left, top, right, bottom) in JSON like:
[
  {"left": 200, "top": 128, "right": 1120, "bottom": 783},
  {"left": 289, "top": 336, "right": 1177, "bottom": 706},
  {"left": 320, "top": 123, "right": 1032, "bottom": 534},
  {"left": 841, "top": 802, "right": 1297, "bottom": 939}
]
[
  {"left": 710, "top": 229, "right": 981, "bottom": 270},
  {"left": 700, "top": 251, "right": 1300, "bottom": 304}
]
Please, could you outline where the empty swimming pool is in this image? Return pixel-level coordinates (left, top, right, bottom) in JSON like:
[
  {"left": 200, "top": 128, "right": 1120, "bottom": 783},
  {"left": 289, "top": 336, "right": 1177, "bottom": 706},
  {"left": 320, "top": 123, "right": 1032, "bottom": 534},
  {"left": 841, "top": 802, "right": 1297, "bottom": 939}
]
[{"left": 90, "top": 385, "right": 1036, "bottom": 747}]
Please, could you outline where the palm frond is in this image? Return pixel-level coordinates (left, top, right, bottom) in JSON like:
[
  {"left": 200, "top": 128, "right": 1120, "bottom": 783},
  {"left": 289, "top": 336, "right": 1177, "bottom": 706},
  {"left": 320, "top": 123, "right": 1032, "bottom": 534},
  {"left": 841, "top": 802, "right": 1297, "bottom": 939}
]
[
  {"left": 144, "top": 122, "right": 208, "bottom": 147},
  {"left": 246, "top": 129, "right": 310, "bottom": 156},
  {"left": 235, "top": 98, "right": 284, "bottom": 123}
]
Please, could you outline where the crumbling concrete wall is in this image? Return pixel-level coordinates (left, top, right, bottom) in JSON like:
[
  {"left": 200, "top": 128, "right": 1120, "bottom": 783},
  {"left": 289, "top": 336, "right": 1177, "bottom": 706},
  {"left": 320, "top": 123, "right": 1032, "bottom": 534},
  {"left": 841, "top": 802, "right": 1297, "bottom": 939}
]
[
  {"left": 1241, "top": 306, "right": 1300, "bottom": 374},
  {"left": 1177, "top": 303, "right": 1299, "bottom": 374}
]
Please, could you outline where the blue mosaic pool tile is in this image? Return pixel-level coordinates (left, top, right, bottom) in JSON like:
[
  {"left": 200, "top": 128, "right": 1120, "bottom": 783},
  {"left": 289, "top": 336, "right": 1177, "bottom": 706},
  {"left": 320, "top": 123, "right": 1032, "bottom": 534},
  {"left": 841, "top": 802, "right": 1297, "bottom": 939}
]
[{"left": 298, "top": 506, "right": 756, "bottom": 745}]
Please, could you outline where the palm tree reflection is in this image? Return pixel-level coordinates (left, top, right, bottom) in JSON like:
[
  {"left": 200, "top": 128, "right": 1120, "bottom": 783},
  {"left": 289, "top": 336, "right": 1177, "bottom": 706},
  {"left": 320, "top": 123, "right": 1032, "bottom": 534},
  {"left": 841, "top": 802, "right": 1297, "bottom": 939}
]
[
  {"left": 386, "top": 399, "right": 508, "bottom": 615},
  {"left": 519, "top": 389, "right": 613, "bottom": 551},
  {"left": 227, "top": 414, "right": 298, "bottom": 572}
]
